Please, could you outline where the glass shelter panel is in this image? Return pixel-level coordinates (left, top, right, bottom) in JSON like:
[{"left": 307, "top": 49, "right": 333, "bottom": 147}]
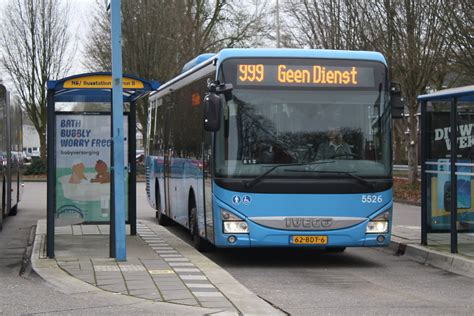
[
  {"left": 55, "top": 113, "right": 129, "bottom": 226},
  {"left": 456, "top": 100, "right": 474, "bottom": 257},
  {"left": 425, "top": 101, "right": 452, "bottom": 249}
]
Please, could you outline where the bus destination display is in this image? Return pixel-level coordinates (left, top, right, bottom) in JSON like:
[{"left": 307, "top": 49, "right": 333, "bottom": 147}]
[{"left": 237, "top": 63, "right": 375, "bottom": 88}]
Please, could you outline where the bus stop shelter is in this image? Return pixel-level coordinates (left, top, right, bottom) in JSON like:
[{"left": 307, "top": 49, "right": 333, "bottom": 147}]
[
  {"left": 419, "top": 85, "right": 474, "bottom": 256},
  {"left": 46, "top": 72, "right": 159, "bottom": 258}
]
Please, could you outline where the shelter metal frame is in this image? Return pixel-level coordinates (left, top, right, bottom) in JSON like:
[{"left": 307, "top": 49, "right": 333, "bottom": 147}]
[
  {"left": 46, "top": 72, "right": 159, "bottom": 258},
  {"left": 419, "top": 85, "right": 474, "bottom": 254}
]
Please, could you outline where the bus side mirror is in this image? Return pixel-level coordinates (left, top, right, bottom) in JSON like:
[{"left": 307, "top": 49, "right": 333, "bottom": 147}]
[
  {"left": 390, "top": 82, "right": 404, "bottom": 119},
  {"left": 204, "top": 81, "right": 233, "bottom": 131},
  {"left": 203, "top": 92, "right": 222, "bottom": 132},
  {"left": 217, "top": 83, "right": 234, "bottom": 102}
]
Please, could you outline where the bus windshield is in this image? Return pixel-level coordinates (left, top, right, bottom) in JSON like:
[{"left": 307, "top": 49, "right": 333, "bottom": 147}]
[{"left": 215, "top": 59, "right": 391, "bottom": 179}]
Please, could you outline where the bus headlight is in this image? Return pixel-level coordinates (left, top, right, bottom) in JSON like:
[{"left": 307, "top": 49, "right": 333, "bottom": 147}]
[
  {"left": 366, "top": 221, "right": 388, "bottom": 233},
  {"left": 223, "top": 221, "right": 249, "bottom": 234}
]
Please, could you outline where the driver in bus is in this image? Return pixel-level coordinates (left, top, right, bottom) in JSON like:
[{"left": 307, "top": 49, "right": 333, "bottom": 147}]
[{"left": 316, "top": 128, "right": 353, "bottom": 160}]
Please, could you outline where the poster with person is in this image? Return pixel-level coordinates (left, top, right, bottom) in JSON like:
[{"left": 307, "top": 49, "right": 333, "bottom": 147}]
[{"left": 55, "top": 114, "right": 128, "bottom": 225}]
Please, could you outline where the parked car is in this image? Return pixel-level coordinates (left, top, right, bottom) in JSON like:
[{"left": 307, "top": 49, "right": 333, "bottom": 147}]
[
  {"left": 136, "top": 150, "right": 145, "bottom": 164},
  {"left": 0, "top": 152, "right": 7, "bottom": 167}
]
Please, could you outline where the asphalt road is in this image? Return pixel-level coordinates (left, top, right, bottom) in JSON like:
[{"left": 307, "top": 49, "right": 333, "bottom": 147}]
[{"left": 136, "top": 183, "right": 474, "bottom": 315}]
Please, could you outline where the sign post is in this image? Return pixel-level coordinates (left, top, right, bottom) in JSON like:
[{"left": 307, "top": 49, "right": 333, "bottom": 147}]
[{"left": 110, "top": 0, "right": 126, "bottom": 261}]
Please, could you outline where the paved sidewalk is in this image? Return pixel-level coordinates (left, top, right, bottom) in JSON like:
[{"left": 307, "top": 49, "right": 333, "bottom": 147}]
[
  {"left": 391, "top": 202, "right": 474, "bottom": 279},
  {"left": 32, "top": 219, "right": 281, "bottom": 315}
]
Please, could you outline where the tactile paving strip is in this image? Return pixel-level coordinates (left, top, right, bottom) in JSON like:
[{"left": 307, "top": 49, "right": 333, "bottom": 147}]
[
  {"left": 137, "top": 223, "right": 234, "bottom": 308},
  {"left": 56, "top": 223, "right": 235, "bottom": 310}
]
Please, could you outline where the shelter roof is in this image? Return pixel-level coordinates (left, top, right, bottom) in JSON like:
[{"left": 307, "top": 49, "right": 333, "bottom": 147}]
[
  {"left": 47, "top": 72, "right": 159, "bottom": 103},
  {"left": 418, "top": 85, "right": 474, "bottom": 102}
]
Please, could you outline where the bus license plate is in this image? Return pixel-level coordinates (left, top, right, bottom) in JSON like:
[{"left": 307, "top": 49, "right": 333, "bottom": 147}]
[{"left": 292, "top": 235, "right": 328, "bottom": 245}]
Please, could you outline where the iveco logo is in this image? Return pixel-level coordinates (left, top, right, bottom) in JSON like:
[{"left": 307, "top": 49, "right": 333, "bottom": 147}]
[{"left": 285, "top": 217, "right": 333, "bottom": 228}]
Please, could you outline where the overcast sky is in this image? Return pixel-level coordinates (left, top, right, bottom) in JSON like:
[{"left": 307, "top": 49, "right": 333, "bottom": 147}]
[
  {"left": 0, "top": 0, "right": 99, "bottom": 90},
  {"left": 67, "top": 0, "right": 100, "bottom": 73},
  {"left": 0, "top": 0, "right": 278, "bottom": 91}
]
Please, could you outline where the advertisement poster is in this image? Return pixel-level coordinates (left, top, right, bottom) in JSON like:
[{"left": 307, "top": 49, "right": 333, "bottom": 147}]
[
  {"left": 436, "top": 159, "right": 471, "bottom": 210},
  {"left": 55, "top": 114, "right": 128, "bottom": 225},
  {"left": 428, "top": 112, "right": 474, "bottom": 159},
  {"left": 427, "top": 111, "right": 474, "bottom": 231}
]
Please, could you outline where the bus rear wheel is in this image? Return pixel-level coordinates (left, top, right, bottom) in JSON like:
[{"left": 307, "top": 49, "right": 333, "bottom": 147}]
[
  {"left": 9, "top": 204, "right": 17, "bottom": 216},
  {"left": 1, "top": 178, "right": 5, "bottom": 217},
  {"left": 155, "top": 182, "right": 170, "bottom": 226},
  {"left": 156, "top": 210, "right": 170, "bottom": 226}
]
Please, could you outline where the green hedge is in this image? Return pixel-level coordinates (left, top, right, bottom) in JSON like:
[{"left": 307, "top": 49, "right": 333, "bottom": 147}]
[{"left": 24, "top": 158, "right": 47, "bottom": 175}]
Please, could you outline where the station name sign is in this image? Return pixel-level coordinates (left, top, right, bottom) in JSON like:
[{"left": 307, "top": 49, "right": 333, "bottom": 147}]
[
  {"left": 63, "top": 75, "right": 145, "bottom": 89},
  {"left": 235, "top": 62, "right": 375, "bottom": 88}
]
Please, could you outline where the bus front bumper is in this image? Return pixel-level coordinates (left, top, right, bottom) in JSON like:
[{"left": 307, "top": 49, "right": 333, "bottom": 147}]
[{"left": 214, "top": 219, "right": 391, "bottom": 248}]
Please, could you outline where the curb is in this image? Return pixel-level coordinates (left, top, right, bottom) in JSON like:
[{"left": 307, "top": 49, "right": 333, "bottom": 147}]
[
  {"left": 390, "top": 238, "right": 474, "bottom": 279},
  {"left": 393, "top": 199, "right": 421, "bottom": 206},
  {"left": 30, "top": 220, "right": 232, "bottom": 315}
]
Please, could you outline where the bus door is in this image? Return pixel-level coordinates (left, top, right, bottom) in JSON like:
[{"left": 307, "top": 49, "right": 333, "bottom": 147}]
[
  {"left": 163, "top": 99, "right": 173, "bottom": 218},
  {"left": 164, "top": 147, "right": 173, "bottom": 217}
]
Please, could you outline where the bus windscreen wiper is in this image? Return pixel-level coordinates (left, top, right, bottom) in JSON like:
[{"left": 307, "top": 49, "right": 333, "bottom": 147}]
[
  {"left": 244, "top": 161, "right": 335, "bottom": 189},
  {"left": 285, "top": 169, "right": 374, "bottom": 189}
]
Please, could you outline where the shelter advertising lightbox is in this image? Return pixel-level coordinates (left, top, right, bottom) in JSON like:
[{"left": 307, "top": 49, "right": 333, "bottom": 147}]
[{"left": 55, "top": 114, "right": 128, "bottom": 225}]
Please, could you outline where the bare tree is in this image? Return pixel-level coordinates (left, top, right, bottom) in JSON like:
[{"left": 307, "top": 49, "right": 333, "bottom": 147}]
[
  {"left": 82, "top": 1, "right": 111, "bottom": 72},
  {"left": 369, "top": 0, "right": 451, "bottom": 183},
  {"left": 281, "top": 0, "right": 454, "bottom": 183},
  {"left": 281, "top": 0, "right": 370, "bottom": 50},
  {"left": 439, "top": 0, "right": 474, "bottom": 85},
  {"left": 0, "top": 0, "right": 75, "bottom": 159},
  {"left": 83, "top": 0, "right": 271, "bottom": 148}
]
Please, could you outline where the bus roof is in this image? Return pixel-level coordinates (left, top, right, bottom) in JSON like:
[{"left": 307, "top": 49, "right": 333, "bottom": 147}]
[
  {"left": 215, "top": 48, "right": 387, "bottom": 66},
  {"left": 181, "top": 53, "right": 216, "bottom": 73}
]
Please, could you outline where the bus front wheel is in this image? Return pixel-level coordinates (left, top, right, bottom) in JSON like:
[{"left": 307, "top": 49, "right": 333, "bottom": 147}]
[{"left": 189, "top": 205, "right": 211, "bottom": 252}]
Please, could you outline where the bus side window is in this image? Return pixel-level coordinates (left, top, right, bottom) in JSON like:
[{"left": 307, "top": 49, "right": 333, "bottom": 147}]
[
  {"left": 153, "top": 99, "right": 160, "bottom": 154},
  {"left": 147, "top": 101, "right": 156, "bottom": 155}
]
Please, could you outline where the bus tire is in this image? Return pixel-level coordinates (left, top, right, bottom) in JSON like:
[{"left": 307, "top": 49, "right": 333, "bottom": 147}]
[
  {"left": 9, "top": 204, "right": 17, "bottom": 216},
  {"left": 156, "top": 210, "right": 170, "bottom": 226},
  {"left": 155, "top": 181, "right": 170, "bottom": 226},
  {"left": 1, "top": 178, "right": 5, "bottom": 217},
  {"left": 17, "top": 172, "right": 20, "bottom": 202},
  {"left": 189, "top": 203, "right": 211, "bottom": 252}
]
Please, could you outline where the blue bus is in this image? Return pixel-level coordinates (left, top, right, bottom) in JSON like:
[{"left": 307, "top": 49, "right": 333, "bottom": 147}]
[{"left": 146, "top": 48, "right": 403, "bottom": 251}]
